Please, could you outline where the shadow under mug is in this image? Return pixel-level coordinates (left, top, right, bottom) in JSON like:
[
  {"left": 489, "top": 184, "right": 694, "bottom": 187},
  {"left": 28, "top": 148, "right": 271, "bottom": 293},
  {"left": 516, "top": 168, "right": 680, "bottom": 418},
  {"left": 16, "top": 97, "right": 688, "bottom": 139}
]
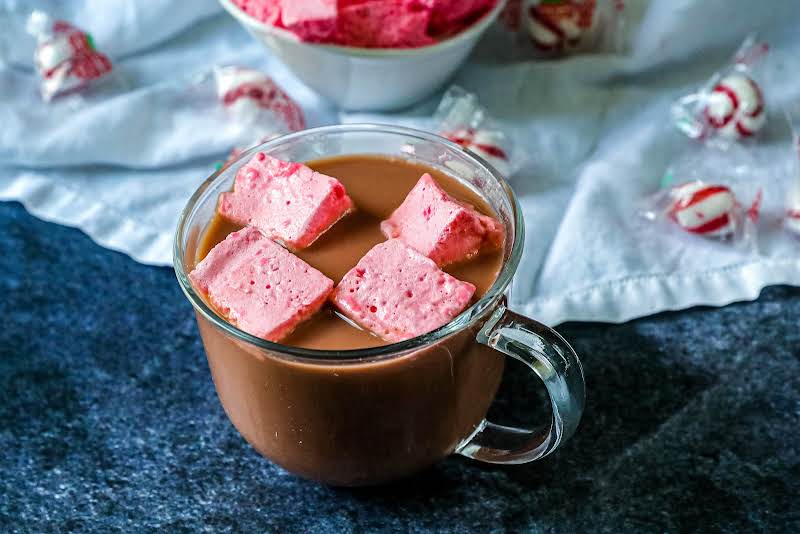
[{"left": 174, "top": 124, "right": 586, "bottom": 486}]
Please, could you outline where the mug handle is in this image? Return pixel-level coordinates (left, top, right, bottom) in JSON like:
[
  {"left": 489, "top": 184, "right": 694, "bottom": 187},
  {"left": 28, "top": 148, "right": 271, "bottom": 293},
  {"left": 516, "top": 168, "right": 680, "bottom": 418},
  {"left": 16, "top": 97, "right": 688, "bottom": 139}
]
[{"left": 456, "top": 304, "right": 586, "bottom": 464}]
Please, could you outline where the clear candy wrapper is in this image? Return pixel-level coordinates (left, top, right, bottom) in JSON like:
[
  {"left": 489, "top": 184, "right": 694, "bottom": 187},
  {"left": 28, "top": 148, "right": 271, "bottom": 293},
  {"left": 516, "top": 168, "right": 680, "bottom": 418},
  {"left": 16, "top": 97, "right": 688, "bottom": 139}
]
[
  {"left": 639, "top": 145, "right": 763, "bottom": 251},
  {"left": 503, "top": 0, "right": 626, "bottom": 58},
  {"left": 0, "top": 60, "right": 304, "bottom": 168},
  {"left": 27, "top": 10, "right": 116, "bottom": 101},
  {"left": 215, "top": 66, "right": 305, "bottom": 133},
  {"left": 433, "top": 86, "right": 520, "bottom": 178},
  {"left": 213, "top": 66, "right": 306, "bottom": 169},
  {"left": 672, "top": 36, "right": 769, "bottom": 146},
  {"left": 785, "top": 106, "right": 800, "bottom": 236}
]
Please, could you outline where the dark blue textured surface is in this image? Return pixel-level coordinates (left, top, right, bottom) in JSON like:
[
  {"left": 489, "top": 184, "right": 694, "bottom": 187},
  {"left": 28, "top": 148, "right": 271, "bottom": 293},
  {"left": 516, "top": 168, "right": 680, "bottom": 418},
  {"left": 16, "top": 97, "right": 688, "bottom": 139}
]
[{"left": 1, "top": 200, "right": 799, "bottom": 533}]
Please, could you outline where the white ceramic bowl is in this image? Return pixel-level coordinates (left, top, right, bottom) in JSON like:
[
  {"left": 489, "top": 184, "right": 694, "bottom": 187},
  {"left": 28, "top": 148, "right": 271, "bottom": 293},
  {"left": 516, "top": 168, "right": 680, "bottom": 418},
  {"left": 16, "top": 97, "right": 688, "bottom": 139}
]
[{"left": 219, "top": 0, "right": 507, "bottom": 111}]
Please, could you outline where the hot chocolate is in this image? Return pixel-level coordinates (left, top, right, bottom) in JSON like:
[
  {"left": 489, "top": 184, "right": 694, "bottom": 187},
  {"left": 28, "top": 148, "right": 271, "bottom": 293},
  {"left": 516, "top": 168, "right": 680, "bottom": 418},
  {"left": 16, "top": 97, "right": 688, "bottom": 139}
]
[
  {"left": 176, "top": 126, "right": 585, "bottom": 487},
  {"left": 185, "top": 153, "right": 507, "bottom": 485},
  {"left": 194, "top": 154, "right": 504, "bottom": 350}
]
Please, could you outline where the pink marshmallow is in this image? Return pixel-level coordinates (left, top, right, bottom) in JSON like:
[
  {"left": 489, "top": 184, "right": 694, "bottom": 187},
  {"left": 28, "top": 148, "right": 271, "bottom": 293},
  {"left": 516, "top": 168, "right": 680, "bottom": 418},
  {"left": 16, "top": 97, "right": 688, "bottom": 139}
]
[
  {"left": 280, "top": 0, "right": 337, "bottom": 41},
  {"left": 189, "top": 226, "right": 334, "bottom": 342},
  {"left": 334, "top": 1, "right": 435, "bottom": 48},
  {"left": 232, "top": 0, "right": 497, "bottom": 48},
  {"left": 429, "top": 0, "right": 495, "bottom": 34},
  {"left": 232, "top": 0, "right": 282, "bottom": 25},
  {"left": 281, "top": 0, "right": 336, "bottom": 25},
  {"left": 219, "top": 153, "right": 354, "bottom": 250},
  {"left": 380, "top": 173, "right": 503, "bottom": 266},
  {"left": 331, "top": 239, "right": 476, "bottom": 343}
]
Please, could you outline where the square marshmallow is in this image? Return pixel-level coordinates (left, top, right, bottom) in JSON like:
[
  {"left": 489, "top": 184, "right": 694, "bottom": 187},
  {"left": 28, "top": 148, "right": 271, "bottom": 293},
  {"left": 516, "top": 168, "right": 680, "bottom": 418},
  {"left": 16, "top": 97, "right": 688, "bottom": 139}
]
[
  {"left": 280, "top": 0, "right": 337, "bottom": 41},
  {"left": 189, "top": 226, "right": 333, "bottom": 342},
  {"left": 331, "top": 239, "right": 476, "bottom": 343},
  {"left": 219, "top": 153, "right": 354, "bottom": 250},
  {"left": 335, "top": 1, "right": 435, "bottom": 48},
  {"left": 380, "top": 173, "right": 503, "bottom": 266}
]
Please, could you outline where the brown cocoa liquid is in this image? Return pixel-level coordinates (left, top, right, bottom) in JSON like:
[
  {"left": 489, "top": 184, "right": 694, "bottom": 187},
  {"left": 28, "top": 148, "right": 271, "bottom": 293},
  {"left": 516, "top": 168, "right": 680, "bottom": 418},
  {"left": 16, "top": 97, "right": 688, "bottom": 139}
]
[{"left": 196, "top": 154, "right": 504, "bottom": 350}]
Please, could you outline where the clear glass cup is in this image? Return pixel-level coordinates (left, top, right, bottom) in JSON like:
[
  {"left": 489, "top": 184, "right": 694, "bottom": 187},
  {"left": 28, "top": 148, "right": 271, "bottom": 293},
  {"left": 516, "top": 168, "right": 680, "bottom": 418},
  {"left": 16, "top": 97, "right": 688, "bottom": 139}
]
[{"left": 174, "top": 124, "right": 586, "bottom": 486}]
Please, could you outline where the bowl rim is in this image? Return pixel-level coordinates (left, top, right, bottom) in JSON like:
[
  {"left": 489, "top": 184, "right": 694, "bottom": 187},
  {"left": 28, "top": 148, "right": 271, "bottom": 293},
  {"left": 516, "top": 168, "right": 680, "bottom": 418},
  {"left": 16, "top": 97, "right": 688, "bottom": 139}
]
[{"left": 218, "top": 0, "right": 508, "bottom": 58}]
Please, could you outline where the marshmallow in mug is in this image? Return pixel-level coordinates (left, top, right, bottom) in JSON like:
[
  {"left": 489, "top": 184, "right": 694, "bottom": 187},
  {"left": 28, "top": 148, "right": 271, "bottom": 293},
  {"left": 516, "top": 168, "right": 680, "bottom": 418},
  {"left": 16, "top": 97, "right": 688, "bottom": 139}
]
[
  {"left": 189, "top": 226, "right": 334, "bottom": 342},
  {"left": 331, "top": 239, "right": 476, "bottom": 343}
]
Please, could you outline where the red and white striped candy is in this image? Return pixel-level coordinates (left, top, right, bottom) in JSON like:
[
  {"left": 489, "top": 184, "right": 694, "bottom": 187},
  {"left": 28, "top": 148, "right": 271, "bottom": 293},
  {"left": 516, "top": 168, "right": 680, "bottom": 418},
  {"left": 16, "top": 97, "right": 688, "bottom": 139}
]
[
  {"left": 668, "top": 183, "right": 737, "bottom": 237},
  {"left": 215, "top": 67, "right": 305, "bottom": 132},
  {"left": 704, "top": 73, "right": 766, "bottom": 140},
  {"left": 786, "top": 209, "right": 800, "bottom": 236},
  {"left": 35, "top": 22, "right": 90, "bottom": 75},
  {"left": 524, "top": 0, "right": 594, "bottom": 53},
  {"left": 34, "top": 21, "right": 112, "bottom": 100},
  {"left": 445, "top": 128, "right": 511, "bottom": 177},
  {"left": 40, "top": 53, "right": 112, "bottom": 100}
]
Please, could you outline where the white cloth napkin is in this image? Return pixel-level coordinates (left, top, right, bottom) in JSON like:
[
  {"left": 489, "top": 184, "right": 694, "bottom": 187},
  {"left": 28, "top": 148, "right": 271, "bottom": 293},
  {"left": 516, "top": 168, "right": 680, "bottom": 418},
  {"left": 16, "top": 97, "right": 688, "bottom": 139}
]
[{"left": 2, "top": 0, "right": 799, "bottom": 325}]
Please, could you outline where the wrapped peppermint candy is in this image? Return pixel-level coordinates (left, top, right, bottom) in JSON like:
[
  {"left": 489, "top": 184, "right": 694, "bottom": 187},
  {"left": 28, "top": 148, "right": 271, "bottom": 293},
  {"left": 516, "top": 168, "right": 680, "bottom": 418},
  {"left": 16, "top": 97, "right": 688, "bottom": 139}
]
[
  {"left": 666, "top": 182, "right": 740, "bottom": 237},
  {"left": 642, "top": 179, "right": 760, "bottom": 245},
  {"left": 785, "top": 108, "right": 800, "bottom": 236},
  {"left": 503, "top": 0, "right": 626, "bottom": 58},
  {"left": 434, "top": 86, "right": 518, "bottom": 178},
  {"left": 213, "top": 66, "right": 306, "bottom": 169},
  {"left": 27, "top": 11, "right": 114, "bottom": 101},
  {"left": 672, "top": 36, "right": 769, "bottom": 145},
  {"left": 640, "top": 145, "right": 762, "bottom": 248},
  {"left": 787, "top": 187, "right": 800, "bottom": 236},
  {"left": 215, "top": 66, "right": 306, "bottom": 132}
]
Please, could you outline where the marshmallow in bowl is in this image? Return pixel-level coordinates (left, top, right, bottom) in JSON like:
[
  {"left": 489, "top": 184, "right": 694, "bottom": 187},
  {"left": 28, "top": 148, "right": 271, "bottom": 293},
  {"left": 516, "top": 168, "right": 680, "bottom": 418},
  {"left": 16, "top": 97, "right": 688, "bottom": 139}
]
[
  {"left": 281, "top": 0, "right": 338, "bottom": 41},
  {"left": 335, "top": 1, "right": 435, "bottom": 48},
  {"left": 231, "top": 0, "right": 499, "bottom": 48}
]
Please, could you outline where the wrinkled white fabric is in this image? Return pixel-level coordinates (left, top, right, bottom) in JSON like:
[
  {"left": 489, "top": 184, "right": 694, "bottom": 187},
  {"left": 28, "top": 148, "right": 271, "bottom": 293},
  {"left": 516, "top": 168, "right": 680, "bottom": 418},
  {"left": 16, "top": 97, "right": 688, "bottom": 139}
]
[{"left": 1, "top": 0, "right": 799, "bottom": 324}]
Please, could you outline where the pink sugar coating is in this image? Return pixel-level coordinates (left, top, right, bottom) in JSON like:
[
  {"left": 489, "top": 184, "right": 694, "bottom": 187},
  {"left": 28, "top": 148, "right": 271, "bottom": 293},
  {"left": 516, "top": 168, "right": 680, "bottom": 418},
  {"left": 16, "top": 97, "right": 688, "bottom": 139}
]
[
  {"left": 380, "top": 173, "right": 503, "bottom": 267},
  {"left": 189, "top": 226, "right": 334, "bottom": 342},
  {"left": 331, "top": 239, "right": 476, "bottom": 343},
  {"left": 281, "top": 0, "right": 336, "bottom": 25},
  {"left": 280, "top": 0, "right": 337, "bottom": 41},
  {"left": 230, "top": 0, "right": 497, "bottom": 48},
  {"left": 233, "top": 0, "right": 282, "bottom": 25},
  {"left": 334, "top": 1, "right": 435, "bottom": 48},
  {"left": 429, "top": 0, "right": 492, "bottom": 33},
  {"left": 219, "top": 153, "right": 354, "bottom": 250}
]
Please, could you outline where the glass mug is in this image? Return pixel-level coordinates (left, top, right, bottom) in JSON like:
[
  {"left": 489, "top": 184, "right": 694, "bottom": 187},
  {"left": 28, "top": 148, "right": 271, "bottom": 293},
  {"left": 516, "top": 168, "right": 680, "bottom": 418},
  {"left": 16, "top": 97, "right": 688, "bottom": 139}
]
[{"left": 174, "top": 125, "right": 585, "bottom": 486}]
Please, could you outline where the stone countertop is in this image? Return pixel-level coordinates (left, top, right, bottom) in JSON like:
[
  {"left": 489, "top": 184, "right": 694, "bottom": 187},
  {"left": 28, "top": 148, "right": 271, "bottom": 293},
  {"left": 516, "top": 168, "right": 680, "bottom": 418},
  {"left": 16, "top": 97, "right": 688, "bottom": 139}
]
[{"left": 1, "top": 201, "right": 798, "bottom": 533}]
